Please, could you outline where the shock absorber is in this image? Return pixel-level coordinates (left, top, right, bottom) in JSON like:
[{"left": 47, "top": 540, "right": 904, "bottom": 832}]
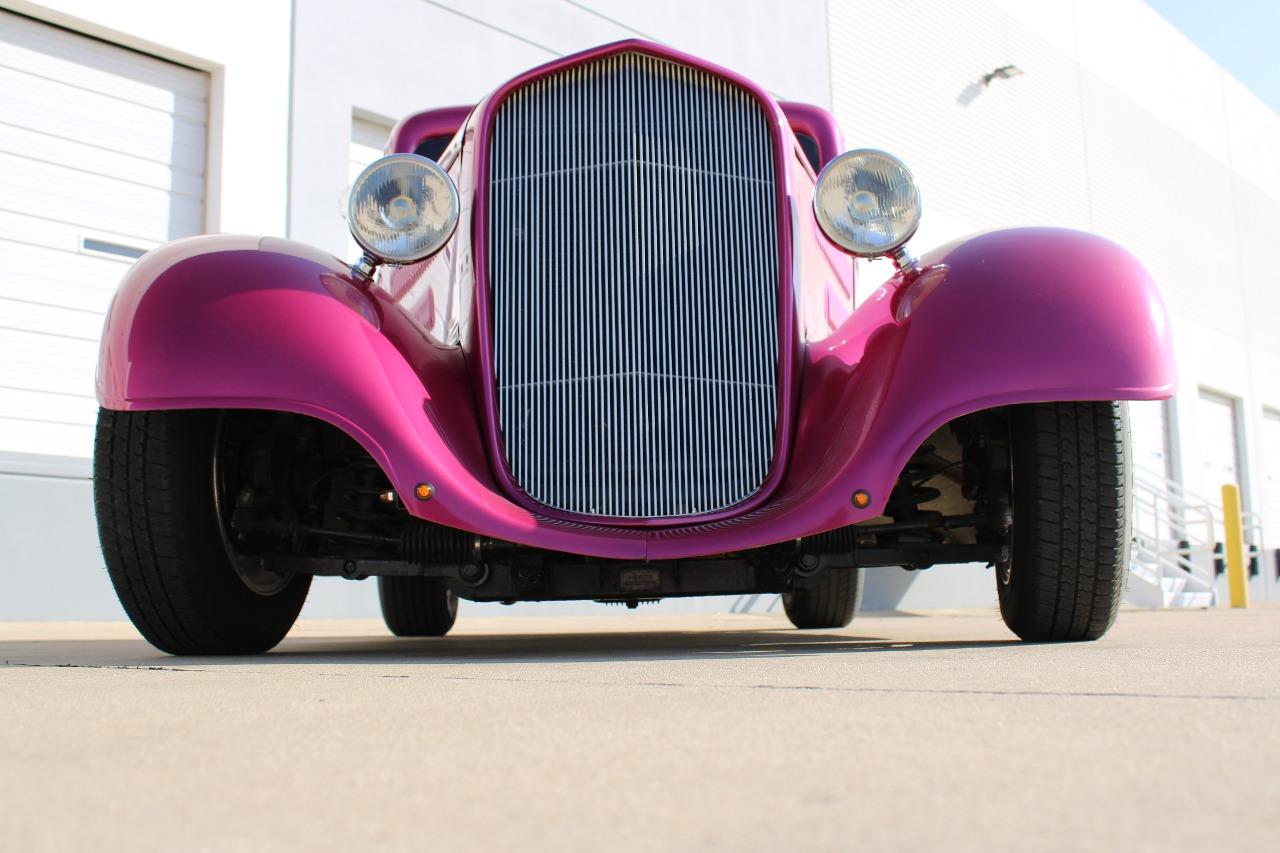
[
  {"left": 884, "top": 444, "right": 945, "bottom": 533},
  {"left": 880, "top": 445, "right": 952, "bottom": 545}
]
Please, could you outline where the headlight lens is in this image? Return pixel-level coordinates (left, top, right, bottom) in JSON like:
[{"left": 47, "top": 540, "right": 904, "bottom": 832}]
[
  {"left": 348, "top": 154, "right": 459, "bottom": 264},
  {"left": 813, "top": 149, "right": 921, "bottom": 257}
]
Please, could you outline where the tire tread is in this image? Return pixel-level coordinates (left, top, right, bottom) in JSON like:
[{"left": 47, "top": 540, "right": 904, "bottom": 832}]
[
  {"left": 94, "top": 409, "right": 309, "bottom": 655},
  {"left": 783, "top": 567, "right": 862, "bottom": 629},
  {"left": 378, "top": 577, "right": 457, "bottom": 637},
  {"left": 1000, "top": 402, "right": 1129, "bottom": 642}
]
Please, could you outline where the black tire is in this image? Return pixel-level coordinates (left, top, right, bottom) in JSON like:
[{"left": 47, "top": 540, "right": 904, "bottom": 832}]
[
  {"left": 783, "top": 567, "right": 863, "bottom": 629},
  {"left": 378, "top": 577, "right": 458, "bottom": 637},
  {"left": 93, "top": 409, "right": 311, "bottom": 655},
  {"left": 998, "top": 401, "right": 1129, "bottom": 642}
]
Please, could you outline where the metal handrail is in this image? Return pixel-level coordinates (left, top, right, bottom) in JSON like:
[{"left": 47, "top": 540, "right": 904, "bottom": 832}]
[
  {"left": 1243, "top": 514, "right": 1266, "bottom": 552},
  {"left": 1129, "top": 465, "right": 1219, "bottom": 606},
  {"left": 1132, "top": 539, "right": 1214, "bottom": 586},
  {"left": 1134, "top": 471, "right": 1214, "bottom": 522},
  {"left": 1131, "top": 490, "right": 1215, "bottom": 541},
  {"left": 1137, "top": 467, "right": 1267, "bottom": 550}
]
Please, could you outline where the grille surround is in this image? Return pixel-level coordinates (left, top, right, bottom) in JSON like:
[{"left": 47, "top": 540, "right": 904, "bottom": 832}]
[{"left": 479, "top": 49, "right": 789, "bottom": 522}]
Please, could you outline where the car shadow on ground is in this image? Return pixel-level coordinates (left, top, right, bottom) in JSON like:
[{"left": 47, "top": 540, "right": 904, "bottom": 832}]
[{"left": 0, "top": 628, "right": 1025, "bottom": 668}]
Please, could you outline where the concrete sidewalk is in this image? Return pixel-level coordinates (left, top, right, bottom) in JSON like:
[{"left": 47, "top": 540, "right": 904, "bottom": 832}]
[{"left": 2, "top": 608, "right": 1276, "bottom": 851}]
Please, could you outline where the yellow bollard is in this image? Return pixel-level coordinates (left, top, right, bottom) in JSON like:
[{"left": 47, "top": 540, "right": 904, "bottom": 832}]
[{"left": 1221, "top": 484, "right": 1249, "bottom": 609}]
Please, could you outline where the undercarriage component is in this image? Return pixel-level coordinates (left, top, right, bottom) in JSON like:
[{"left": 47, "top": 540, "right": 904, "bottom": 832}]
[
  {"left": 223, "top": 408, "right": 1021, "bottom": 602},
  {"left": 400, "top": 521, "right": 474, "bottom": 566}
]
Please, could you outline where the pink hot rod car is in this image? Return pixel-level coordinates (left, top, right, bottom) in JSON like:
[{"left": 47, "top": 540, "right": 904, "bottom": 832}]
[{"left": 94, "top": 40, "right": 1174, "bottom": 655}]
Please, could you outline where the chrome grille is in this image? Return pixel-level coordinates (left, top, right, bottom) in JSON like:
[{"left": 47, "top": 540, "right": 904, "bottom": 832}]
[{"left": 488, "top": 52, "right": 780, "bottom": 519}]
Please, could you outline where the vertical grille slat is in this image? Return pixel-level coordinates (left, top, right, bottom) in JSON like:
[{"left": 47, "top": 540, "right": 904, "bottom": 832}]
[{"left": 489, "top": 52, "right": 780, "bottom": 519}]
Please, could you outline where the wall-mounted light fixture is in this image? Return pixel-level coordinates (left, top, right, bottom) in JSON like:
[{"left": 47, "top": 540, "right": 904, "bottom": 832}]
[{"left": 982, "top": 64, "right": 1024, "bottom": 86}]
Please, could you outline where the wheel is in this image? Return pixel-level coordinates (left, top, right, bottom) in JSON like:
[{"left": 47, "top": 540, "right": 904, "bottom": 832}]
[
  {"left": 783, "top": 567, "right": 863, "bottom": 629},
  {"left": 998, "top": 401, "right": 1129, "bottom": 642},
  {"left": 378, "top": 577, "right": 458, "bottom": 637},
  {"left": 93, "top": 409, "right": 311, "bottom": 655}
]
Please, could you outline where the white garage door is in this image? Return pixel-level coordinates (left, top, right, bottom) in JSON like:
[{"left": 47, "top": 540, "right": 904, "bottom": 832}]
[
  {"left": 0, "top": 10, "right": 207, "bottom": 463},
  {"left": 1195, "top": 389, "right": 1242, "bottom": 502}
]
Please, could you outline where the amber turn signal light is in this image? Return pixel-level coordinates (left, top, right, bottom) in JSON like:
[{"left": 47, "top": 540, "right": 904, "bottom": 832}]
[
  {"left": 852, "top": 489, "right": 872, "bottom": 509},
  {"left": 414, "top": 482, "right": 435, "bottom": 501}
]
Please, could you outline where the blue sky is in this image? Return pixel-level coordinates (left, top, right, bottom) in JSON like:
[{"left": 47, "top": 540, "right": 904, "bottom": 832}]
[{"left": 1145, "top": 0, "right": 1280, "bottom": 115}]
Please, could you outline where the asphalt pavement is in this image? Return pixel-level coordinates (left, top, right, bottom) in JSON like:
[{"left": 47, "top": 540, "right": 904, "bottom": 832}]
[{"left": 1, "top": 607, "right": 1276, "bottom": 851}]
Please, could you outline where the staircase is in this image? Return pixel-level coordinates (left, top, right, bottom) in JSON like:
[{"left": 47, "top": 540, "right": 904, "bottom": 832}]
[{"left": 1128, "top": 467, "right": 1221, "bottom": 608}]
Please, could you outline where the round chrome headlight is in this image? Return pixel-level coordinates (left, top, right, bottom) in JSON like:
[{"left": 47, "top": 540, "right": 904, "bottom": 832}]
[
  {"left": 813, "top": 149, "right": 921, "bottom": 258},
  {"left": 348, "top": 154, "right": 459, "bottom": 264}
]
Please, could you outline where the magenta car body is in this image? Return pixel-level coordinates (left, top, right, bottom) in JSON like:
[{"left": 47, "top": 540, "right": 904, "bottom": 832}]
[{"left": 93, "top": 40, "right": 1174, "bottom": 653}]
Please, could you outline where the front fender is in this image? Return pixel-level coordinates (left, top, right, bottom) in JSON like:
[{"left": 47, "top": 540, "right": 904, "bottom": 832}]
[
  {"left": 96, "top": 235, "right": 650, "bottom": 558},
  {"left": 867, "top": 225, "right": 1175, "bottom": 444},
  {"left": 646, "top": 227, "right": 1175, "bottom": 557},
  {"left": 828, "top": 226, "right": 1175, "bottom": 501}
]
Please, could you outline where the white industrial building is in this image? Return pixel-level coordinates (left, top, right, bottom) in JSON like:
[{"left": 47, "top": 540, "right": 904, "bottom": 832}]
[{"left": 1, "top": 0, "right": 1277, "bottom": 620}]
